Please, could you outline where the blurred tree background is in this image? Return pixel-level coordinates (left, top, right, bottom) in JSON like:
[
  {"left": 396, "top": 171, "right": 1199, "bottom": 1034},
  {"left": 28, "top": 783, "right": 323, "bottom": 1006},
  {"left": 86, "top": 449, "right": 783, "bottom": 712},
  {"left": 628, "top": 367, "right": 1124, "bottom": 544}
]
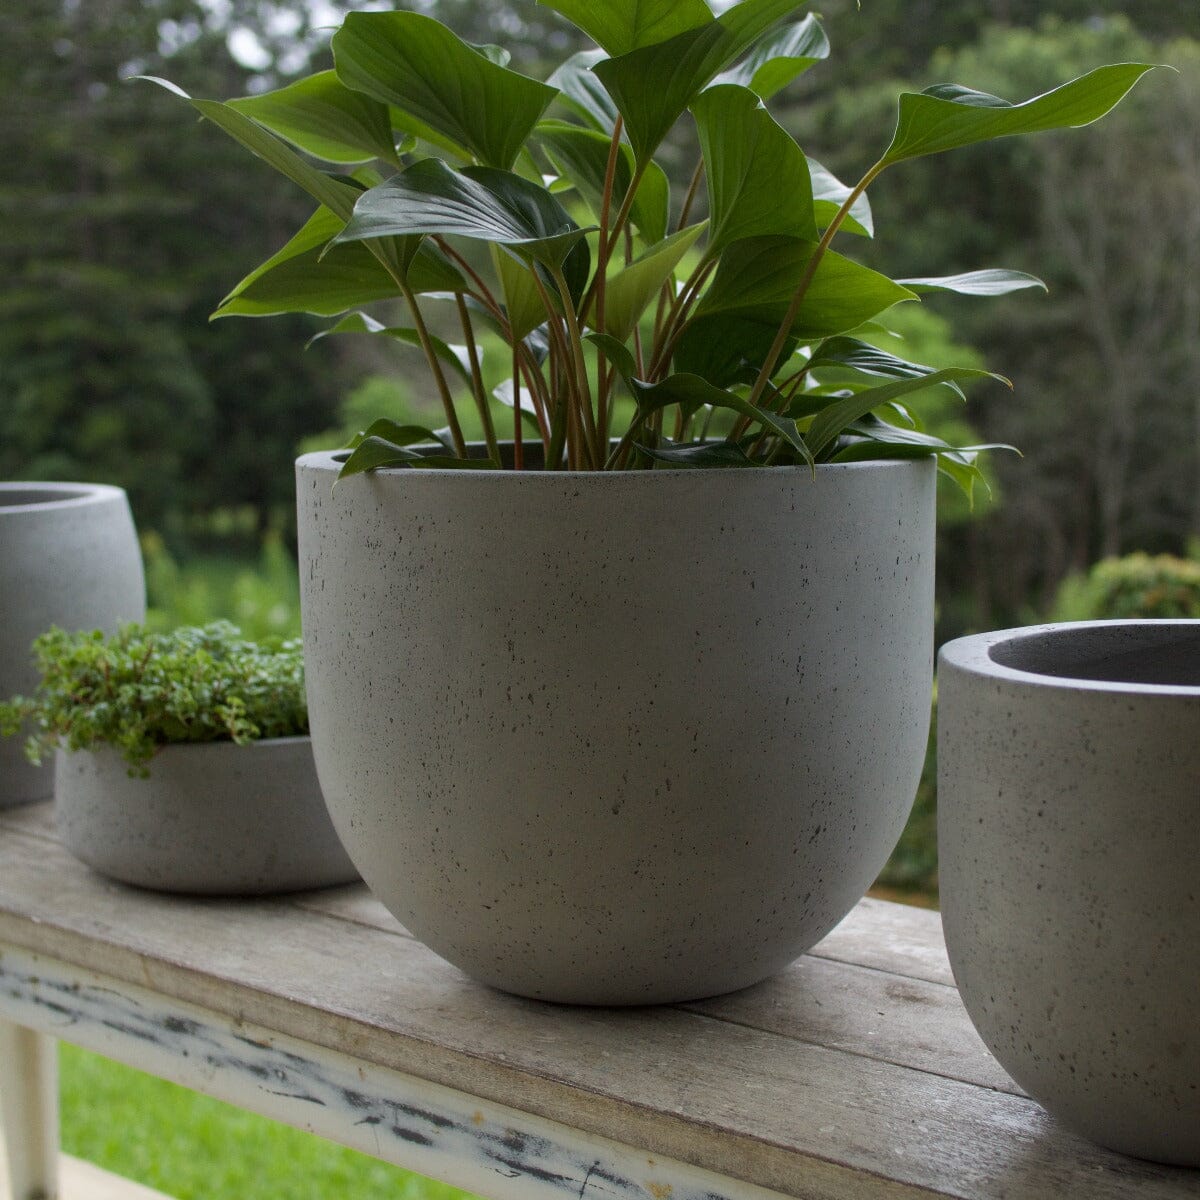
[
  {"left": 2, "top": 0, "right": 1198, "bottom": 694},
  {"left": 3, "top": 0, "right": 1195, "bottom": 643}
]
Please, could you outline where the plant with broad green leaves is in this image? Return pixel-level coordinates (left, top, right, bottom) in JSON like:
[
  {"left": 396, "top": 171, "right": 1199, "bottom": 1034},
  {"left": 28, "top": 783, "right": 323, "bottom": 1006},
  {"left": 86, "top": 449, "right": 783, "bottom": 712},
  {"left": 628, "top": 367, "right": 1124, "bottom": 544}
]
[
  {"left": 145, "top": 1, "right": 1155, "bottom": 483},
  {"left": 0, "top": 622, "right": 307, "bottom": 774}
]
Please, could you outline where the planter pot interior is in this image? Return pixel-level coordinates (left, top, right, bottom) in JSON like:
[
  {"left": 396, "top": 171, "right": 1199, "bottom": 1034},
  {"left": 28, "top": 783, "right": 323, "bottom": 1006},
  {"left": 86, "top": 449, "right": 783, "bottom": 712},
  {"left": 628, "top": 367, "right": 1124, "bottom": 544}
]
[
  {"left": 1, "top": 482, "right": 146, "bottom": 809},
  {"left": 987, "top": 621, "right": 1200, "bottom": 686},
  {"left": 298, "top": 451, "right": 936, "bottom": 1004},
  {"left": 938, "top": 620, "right": 1200, "bottom": 1166},
  {"left": 55, "top": 737, "right": 358, "bottom": 896}
]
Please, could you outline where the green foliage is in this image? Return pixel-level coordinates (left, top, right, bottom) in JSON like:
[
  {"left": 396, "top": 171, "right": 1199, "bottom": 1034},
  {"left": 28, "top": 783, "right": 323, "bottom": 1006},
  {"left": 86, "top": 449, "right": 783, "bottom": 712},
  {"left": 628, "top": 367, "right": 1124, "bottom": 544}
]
[
  {"left": 143, "top": 533, "right": 303, "bottom": 640},
  {"left": 800, "top": 16, "right": 1200, "bottom": 635},
  {"left": 60, "top": 1044, "right": 478, "bottom": 1200},
  {"left": 875, "top": 690, "right": 939, "bottom": 897},
  {"left": 149, "top": 2, "right": 1153, "bottom": 483},
  {"left": 1052, "top": 553, "right": 1200, "bottom": 622},
  {"left": 0, "top": 0, "right": 343, "bottom": 534},
  {"left": 0, "top": 622, "right": 307, "bottom": 774}
]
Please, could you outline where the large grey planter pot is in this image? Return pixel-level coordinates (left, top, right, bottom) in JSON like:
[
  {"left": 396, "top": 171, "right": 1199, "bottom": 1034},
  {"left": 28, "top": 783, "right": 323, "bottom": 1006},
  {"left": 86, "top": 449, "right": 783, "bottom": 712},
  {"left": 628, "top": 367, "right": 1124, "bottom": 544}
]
[
  {"left": 1, "top": 482, "right": 145, "bottom": 808},
  {"left": 296, "top": 451, "right": 935, "bottom": 1004},
  {"left": 938, "top": 620, "right": 1200, "bottom": 1165},
  {"left": 56, "top": 737, "right": 358, "bottom": 895}
]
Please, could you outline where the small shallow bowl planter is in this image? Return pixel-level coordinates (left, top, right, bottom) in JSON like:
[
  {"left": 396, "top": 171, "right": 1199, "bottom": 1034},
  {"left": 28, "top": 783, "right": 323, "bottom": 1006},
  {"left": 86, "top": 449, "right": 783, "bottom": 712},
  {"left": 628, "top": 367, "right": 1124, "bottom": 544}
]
[
  {"left": 56, "top": 737, "right": 358, "bottom": 895},
  {"left": 938, "top": 620, "right": 1200, "bottom": 1165},
  {"left": 0, "top": 483, "right": 145, "bottom": 808},
  {"left": 298, "top": 451, "right": 935, "bottom": 1004}
]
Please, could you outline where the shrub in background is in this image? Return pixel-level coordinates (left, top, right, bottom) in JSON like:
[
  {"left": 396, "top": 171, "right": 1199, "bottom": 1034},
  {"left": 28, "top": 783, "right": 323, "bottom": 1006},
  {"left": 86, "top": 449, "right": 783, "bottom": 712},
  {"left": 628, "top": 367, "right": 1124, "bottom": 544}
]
[
  {"left": 142, "top": 532, "right": 302, "bottom": 640},
  {"left": 1052, "top": 551, "right": 1200, "bottom": 621}
]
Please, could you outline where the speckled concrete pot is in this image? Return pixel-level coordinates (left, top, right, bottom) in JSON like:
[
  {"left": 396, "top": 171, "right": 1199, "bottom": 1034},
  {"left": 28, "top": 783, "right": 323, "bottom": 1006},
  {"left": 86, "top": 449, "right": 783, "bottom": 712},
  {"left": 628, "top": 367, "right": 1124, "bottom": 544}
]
[
  {"left": 1, "top": 482, "right": 145, "bottom": 808},
  {"left": 296, "top": 451, "right": 935, "bottom": 1003},
  {"left": 56, "top": 737, "right": 358, "bottom": 895},
  {"left": 938, "top": 620, "right": 1200, "bottom": 1165}
]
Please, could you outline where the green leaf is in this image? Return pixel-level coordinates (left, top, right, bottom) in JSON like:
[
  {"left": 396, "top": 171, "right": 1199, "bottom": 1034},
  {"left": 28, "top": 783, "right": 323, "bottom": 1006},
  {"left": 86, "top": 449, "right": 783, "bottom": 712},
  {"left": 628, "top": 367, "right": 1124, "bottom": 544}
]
[
  {"left": 671, "top": 315, "right": 788, "bottom": 387},
  {"left": 547, "top": 50, "right": 620, "bottom": 133},
  {"left": 490, "top": 248, "right": 549, "bottom": 342},
  {"left": 895, "top": 269, "right": 1047, "bottom": 297},
  {"left": 630, "top": 373, "right": 812, "bottom": 464},
  {"left": 830, "top": 415, "right": 1016, "bottom": 461},
  {"left": 492, "top": 379, "right": 543, "bottom": 426},
  {"left": 935, "top": 454, "right": 987, "bottom": 503},
  {"left": 809, "top": 158, "right": 873, "bottom": 237},
  {"left": 308, "top": 312, "right": 474, "bottom": 384},
  {"left": 346, "top": 419, "right": 453, "bottom": 452},
  {"left": 332, "top": 159, "right": 594, "bottom": 271},
  {"left": 636, "top": 441, "right": 755, "bottom": 468},
  {"left": 805, "top": 368, "right": 1004, "bottom": 460},
  {"left": 593, "top": 0, "right": 806, "bottom": 163},
  {"left": 536, "top": 120, "right": 670, "bottom": 244},
  {"left": 590, "top": 222, "right": 706, "bottom": 341},
  {"left": 140, "top": 79, "right": 361, "bottom": 221},
  {"left": 215, "top": 244, "right": 399, "bottom": 318},
  {"left": 710, "top": 15, "right": 829, "bottom": 99},
  {"left": 227, "top": 71, "right": 399, "bottom": 166},
  {"left": 691, "top": 85, "right": 816, "bottom": 254},
  {"left": 694, "top": 237, "right": 914, "bottom": 336},
  {"left": 675, "top": 236, "right": 914, "bottom": 381},
  {"left": 805, "top": 336, "right": 964, "bottom": 395},
  {"left": 336, "top": 436, "right": 499, "bottom": 479},
  {"left": 337, "top": 436, "right": 425, "bottom": 479},
  {"left": 537, "top": 0, "right": 712, "bottom": 56},
  {"left": 213, "top": 208, "right": 464, "bottom": 318},
  {"left": 332, "top": 11, "right": 557, "bottom": 169},
  {"left": 882, "top": 64, "right": 1158, "bottom": 165},
  {"left": 585, "top": 332, "right": 638, "bottom": 382}
]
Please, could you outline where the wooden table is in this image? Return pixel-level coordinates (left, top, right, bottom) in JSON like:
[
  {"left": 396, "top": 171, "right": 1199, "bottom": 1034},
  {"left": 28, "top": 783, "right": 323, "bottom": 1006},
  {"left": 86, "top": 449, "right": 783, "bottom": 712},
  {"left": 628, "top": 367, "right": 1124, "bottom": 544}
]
[{"left": 0, "top": 803, "right": 1196, "bottom": 1200}]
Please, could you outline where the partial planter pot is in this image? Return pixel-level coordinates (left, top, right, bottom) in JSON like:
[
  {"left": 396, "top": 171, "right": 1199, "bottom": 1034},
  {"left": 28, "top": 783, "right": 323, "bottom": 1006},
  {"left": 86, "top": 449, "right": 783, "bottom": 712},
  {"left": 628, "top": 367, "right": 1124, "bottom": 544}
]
[
  {"left": 1, "top": 482, "right": 145, "bottom": 808},
  {"left": 56, "top": 737, "right": 358, "bottom": 895},
  {"left": 938, "top": 620, "right": 1200, "bottom": 1166},
  {"left": 297, "top": 451, "right": 936, "bottom": 1004}
]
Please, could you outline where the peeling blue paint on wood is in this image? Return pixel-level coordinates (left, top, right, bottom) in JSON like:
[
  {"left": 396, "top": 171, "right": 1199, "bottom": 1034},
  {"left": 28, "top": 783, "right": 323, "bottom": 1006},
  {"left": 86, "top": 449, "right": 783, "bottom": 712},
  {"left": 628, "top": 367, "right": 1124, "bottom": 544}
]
[{"left": 0, "top": 947, "right": 790, "bottom": 1200}]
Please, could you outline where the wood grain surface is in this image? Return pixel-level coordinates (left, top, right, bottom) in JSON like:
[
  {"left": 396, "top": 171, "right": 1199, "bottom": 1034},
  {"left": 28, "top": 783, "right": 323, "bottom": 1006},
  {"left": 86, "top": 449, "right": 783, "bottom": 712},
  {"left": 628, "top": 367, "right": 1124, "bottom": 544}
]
[{"left": 1, "top": 803, "right": 1197, "bottom": 1199}]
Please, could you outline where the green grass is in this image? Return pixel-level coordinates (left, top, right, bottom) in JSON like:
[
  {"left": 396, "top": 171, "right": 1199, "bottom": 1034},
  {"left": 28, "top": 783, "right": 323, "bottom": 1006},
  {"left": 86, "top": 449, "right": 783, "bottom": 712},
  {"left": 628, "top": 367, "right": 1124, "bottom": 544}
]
[{"left": 60, "top": 1043, "right": 479, "bottom": 1199}]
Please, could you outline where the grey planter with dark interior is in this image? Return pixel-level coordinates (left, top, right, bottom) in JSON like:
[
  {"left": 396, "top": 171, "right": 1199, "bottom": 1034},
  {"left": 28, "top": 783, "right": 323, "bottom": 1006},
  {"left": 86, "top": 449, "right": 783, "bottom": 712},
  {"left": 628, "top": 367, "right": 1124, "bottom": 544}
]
[
  {"left": 1, "top": 482, "right": 145, "bottom": 808},
  {"left": 938, "top": 620, "right": 1200, "bottom": 1165}
]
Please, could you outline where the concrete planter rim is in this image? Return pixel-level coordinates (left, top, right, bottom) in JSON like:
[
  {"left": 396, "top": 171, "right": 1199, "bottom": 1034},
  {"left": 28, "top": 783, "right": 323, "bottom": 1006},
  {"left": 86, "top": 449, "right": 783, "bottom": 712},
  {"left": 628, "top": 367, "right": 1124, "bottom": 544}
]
[
  {"left": 0, "top": 480, "right": 130, "bottom": 513},
  {"left": 939, "top": 618, "right": 1200, "bottom": 697},
  {"left": 300, "top": 447, "right": 917, "bottom": 483}
]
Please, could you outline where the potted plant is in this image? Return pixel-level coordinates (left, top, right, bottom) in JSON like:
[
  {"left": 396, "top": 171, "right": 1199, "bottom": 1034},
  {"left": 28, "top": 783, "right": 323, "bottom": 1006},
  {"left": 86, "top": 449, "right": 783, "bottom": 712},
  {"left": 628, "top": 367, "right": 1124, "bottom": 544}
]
[
  {"left": 146, "top": 2, "right": 1154, "bottom": 1001},
  {"left": 0, "top": 482, "right": 145, "bottom": 808},
  {"left": 0, "top": 621, "right": 357, "bottom": 895}
]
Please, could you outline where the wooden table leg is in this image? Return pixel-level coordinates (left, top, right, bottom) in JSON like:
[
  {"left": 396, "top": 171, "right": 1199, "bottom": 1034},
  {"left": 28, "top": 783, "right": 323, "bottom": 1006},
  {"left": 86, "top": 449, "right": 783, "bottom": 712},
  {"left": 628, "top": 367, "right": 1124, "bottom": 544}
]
[{"left": 0, "top": 1020, "right": 59, "bottom": 1200}]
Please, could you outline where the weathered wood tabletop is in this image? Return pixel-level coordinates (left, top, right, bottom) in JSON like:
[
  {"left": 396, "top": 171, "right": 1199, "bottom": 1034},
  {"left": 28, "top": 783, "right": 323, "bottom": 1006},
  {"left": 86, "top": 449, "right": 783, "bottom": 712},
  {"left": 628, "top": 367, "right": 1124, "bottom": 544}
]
[{"left": 0, "top": 802, "right": 1196, "bottom": 1200}]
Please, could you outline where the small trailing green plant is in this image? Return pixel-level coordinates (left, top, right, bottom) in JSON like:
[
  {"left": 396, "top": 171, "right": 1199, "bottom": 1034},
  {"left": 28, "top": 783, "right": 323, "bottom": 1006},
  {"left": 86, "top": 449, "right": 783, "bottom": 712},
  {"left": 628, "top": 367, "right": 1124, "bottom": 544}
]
[
  {"left": 146, "top": 1, "right": 1155, "bottom": 484},
  {"left": 0, "top": 622, "right": 307, "bottom": 774}
]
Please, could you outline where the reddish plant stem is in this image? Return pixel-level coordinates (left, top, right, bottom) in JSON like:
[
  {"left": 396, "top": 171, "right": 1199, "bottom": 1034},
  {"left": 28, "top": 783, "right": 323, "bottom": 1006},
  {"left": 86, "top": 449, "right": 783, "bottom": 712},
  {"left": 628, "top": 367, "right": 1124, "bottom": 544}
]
[{"left": 512, "top": 341, "right": 523, "bottom": 470}]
